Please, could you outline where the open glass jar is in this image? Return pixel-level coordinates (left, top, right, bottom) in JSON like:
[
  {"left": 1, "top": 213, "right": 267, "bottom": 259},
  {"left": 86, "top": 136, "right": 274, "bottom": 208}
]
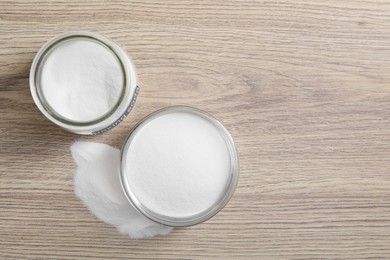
[
  {"left": 30, "top": 31, "right": 139, "bottom": 135},
  {"left": 120, "top": 106, "right": 240, "bottom": 227}
]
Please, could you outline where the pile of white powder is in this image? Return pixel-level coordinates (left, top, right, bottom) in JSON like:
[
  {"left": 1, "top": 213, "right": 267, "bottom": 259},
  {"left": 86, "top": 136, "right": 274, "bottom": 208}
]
[
  {"left": 71, "top": 141, "right": 172, "bottom": 239},
  {"left": 40, "top": 38, "right": 123, "bottom": 122}
]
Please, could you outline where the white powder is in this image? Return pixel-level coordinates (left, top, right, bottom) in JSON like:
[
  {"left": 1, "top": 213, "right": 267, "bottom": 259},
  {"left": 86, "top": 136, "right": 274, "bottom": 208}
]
[
  {"left": 123, "top": 111, "right": 231, "bottom": 219},
  {"left": 40, "top": 38, "right": 123, "bottom": 122},
  {"left": 71, "top": 141, "right": 172, "bottom": 239}
]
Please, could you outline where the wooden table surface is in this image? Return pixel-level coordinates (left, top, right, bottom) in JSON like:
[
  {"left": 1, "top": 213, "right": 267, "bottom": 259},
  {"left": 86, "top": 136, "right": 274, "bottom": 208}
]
[{"left": 1, "top": 0, "right": 390, "bottom": 259}]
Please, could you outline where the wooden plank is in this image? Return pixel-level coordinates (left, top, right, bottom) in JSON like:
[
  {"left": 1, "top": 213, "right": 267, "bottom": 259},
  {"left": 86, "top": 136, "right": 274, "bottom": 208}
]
[{"left": 1, "top": 0, "right": 390, "bottom": 258}]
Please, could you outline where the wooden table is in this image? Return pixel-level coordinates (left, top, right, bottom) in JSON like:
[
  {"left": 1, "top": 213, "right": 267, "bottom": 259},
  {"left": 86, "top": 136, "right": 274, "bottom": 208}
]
[{"left": 1, "top": 1, "right": 390, "bottom": 259}]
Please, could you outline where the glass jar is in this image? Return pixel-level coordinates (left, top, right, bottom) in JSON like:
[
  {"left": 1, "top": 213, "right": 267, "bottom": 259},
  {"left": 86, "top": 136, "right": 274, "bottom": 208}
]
[
  {"left": 120, "top": 106, "right": 240, "bottom": 227},
  {"left": 29, "top": 31, "right": 139, "bottom": 135}
]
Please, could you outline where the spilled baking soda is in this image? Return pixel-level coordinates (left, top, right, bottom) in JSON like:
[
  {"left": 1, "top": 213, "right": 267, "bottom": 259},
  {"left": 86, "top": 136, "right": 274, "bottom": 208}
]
[{"left": 71, "top": 141, "right": 172, "bottom": 239}]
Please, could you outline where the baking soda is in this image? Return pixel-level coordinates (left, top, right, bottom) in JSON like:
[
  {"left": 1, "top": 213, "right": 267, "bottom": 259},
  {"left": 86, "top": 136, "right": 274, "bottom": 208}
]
[
  {"left": 71, "top": 109, "right": 235, "bottom": 235},
  {"left": 71, "top": 141, "right": 172, "bottom": 239},
  {"left": 123, "top": 111, "right": 231, "bottom": 218},
  {"left": 40, "top": 38, "right": 123, "bottom": 122}
]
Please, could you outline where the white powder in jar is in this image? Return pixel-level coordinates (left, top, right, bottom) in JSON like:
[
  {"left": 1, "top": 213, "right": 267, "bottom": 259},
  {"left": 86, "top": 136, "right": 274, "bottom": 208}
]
[
  {"left": 39, "top": 38, "right": 123, "bottom": 122},
  {"left": 123, "top": 110, "right": 232, "bottom": 219},
  {"left": 71, "top": 107, "right": 237, "bottom": 236}
]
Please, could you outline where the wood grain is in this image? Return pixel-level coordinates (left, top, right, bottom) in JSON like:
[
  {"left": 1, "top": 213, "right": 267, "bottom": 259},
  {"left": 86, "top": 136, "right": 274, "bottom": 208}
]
[{"left": 1, "top": 0, "right": 390, "bottom": 259}]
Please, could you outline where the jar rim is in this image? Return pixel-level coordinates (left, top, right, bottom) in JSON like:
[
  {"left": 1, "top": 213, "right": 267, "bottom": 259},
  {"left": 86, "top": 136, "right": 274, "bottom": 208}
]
[
  {"left": 29, "top": 31, "right": 138, "bottom": 134},
  {"left": 119, "top": 106, "right": 240, "bottom": 227}
]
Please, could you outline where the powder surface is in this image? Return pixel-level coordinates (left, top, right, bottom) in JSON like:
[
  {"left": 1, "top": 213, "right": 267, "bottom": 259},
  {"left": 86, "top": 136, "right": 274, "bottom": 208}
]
[
  {"left": 71, "top": 141, "right": 172, "bottom": 239},
  {"left": 40, "top": 38, "right": 123, "bottom": 122},
  {"left": 123, "top": 111, "right": 231, "bottom": 219}
]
